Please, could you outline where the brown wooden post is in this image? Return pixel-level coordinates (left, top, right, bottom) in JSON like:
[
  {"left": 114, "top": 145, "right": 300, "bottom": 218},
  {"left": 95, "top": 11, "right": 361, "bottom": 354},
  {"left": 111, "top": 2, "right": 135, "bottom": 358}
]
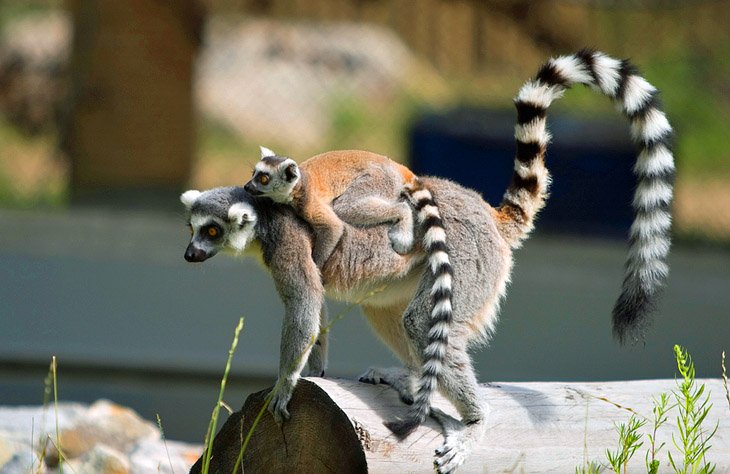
[{"left": 65, "top": 0, "right": 203, "bottom": 208}]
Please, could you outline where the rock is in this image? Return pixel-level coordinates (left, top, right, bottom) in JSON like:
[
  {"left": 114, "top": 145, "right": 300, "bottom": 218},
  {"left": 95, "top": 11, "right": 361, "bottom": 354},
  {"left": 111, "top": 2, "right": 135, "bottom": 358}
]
[
  {"left": 198, "top": 18, "right": 434, "bottom": 149},
  {"left": 0, "top": 403, "right": 86, "bottom": 444},
  {"left": 0, "top": 435, "right": 17, "bottom": 467},
  {"left": 0, "top": 400, "right": 202, "bottom": 474},
  {"left": 0, "top": 451, "right": 40, "bottom": 474},
  {"left": 73, "top": 445, "right": 129, "bottom": 474},
  {"left": 44, "top": 400, "right": 159, "bottom": 467},
  {"left": 128, "top": 439, "right": 202, "bottom": 474},
  {"left": 0, "top": 436, "right": 33, "bottom": 472}
]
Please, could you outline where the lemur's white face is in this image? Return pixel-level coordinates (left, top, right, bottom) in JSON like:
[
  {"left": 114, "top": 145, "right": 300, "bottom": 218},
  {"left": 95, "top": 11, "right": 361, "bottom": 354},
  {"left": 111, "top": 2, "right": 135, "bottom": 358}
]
[
  {"left": 180, "top": 190, "right": 257, "bottom": 262},
  {"left": 244, "top": 147, "right": 300, "bottom": 204}
]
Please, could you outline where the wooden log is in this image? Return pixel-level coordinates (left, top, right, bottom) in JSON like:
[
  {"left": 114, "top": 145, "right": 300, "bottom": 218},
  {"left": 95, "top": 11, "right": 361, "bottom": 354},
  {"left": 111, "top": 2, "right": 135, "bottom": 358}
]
[{"left": 191, "top": 378, "right": 730, "bottom": 472}]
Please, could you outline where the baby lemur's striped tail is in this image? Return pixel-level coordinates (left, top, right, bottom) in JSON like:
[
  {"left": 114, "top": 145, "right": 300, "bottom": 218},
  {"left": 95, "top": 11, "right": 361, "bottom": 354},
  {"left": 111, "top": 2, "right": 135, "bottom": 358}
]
[
  {"left": 495, "top": 49, "right": 675, "bottom": 344},
  {"left": 385, "top": 179, "right": 454, "bottom": 439}
]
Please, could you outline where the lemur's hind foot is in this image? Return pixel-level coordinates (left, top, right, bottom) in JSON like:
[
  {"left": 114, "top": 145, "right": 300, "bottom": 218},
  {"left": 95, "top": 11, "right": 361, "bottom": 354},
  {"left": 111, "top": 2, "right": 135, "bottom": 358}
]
[
  {"left": 431, "top": 408, "right": 488, "bottom": 474},
  {"left": 358, "top": 366, "right": 415, "bottom": 405},
  {"left": 387, "top": 202, "right": 415, "bottom": 254}
]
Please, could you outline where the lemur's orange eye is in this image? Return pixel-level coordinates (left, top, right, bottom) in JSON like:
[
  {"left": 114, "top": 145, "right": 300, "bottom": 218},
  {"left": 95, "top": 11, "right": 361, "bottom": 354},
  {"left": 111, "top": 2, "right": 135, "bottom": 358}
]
[
  {"left": 258, "top": 174, "right": 270, "bottom": 185},
  {"left": 208, "top": 226, "right": 219, "bottom": 238}
]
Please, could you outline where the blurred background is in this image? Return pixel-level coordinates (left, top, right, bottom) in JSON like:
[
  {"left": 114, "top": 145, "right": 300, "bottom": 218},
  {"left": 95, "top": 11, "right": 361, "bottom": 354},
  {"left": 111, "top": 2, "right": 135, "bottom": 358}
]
[{"left": 0, "top": 0, "right": 728, "bottom": 442}]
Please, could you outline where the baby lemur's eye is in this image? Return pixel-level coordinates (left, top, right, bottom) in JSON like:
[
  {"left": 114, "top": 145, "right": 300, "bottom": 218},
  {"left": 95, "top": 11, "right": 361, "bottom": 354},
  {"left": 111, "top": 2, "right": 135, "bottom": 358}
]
[
  {"left": 207, "top": 226, "right": 220, "bottom": 238},
  {"left": 258, "top": 174, "right": 270, "bottom": 185}
]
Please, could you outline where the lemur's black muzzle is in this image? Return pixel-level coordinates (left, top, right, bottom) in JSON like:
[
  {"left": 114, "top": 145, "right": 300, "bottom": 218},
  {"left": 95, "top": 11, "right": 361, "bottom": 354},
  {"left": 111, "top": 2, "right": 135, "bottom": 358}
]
[
  {"left": 184, "top": 243, "right": 210, "bottom": 262},
  {"left": 244, "top": 182, "right": 262, "bottom": 196}
]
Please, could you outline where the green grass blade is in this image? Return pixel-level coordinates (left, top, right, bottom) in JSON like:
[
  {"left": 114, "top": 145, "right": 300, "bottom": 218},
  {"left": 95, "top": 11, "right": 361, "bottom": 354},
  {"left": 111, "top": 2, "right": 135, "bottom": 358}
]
[{"left": 201, "top": 317, "right": 245, "bottom": 474}]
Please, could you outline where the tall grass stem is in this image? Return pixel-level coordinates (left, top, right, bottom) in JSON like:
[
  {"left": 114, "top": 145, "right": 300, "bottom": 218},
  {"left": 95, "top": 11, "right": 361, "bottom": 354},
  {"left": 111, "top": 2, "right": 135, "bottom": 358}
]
[{"left": 201, "top": 317, "right": 244, "bottom": 474}]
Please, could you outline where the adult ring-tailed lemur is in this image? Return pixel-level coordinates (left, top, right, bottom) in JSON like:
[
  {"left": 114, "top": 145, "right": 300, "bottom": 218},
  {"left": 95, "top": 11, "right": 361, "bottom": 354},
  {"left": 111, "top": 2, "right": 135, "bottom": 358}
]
[{"left": 180, "top": 49, "right": 674, "bottom": 473}]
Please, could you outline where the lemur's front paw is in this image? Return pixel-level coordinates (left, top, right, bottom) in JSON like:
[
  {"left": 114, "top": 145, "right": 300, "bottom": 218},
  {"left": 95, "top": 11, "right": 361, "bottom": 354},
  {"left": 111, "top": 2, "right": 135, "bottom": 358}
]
[{"left": 268, "top": 383, "right": 294, "bottom": 424}]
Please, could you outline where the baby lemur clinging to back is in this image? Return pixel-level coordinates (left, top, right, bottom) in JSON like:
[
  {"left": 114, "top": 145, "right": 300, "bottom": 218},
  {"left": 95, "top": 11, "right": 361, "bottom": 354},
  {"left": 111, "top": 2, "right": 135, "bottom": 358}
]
[{"left": 244, "top": 147, "right": 418, "bottom": 267}]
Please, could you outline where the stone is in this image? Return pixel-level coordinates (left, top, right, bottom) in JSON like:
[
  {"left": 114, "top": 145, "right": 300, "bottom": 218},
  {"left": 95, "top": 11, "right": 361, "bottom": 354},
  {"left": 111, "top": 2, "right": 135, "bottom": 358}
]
[
  {"left": 129, "top": 438, "right": 202, "bottom": 474},
  {"left": 0, "top": 403, "right": 86, "bottom": 446},
  {"left": 0, "top": 400, "right": 202, "bottom": 473},
  {"left": 73, "top": 444, "right": 130, "bottom": 474},
  {"left": 44, "top": 400, "right": 158, "bottom": 467},
  {"left": 0, "top": 451, "right": 40, "bottom": 474}
]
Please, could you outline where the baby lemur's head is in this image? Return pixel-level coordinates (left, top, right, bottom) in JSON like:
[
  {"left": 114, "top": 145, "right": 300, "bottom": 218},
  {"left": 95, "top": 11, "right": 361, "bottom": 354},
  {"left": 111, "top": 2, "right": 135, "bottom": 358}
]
[
  {"left": 180, "top": 187, "right": 258, "bottom": 262},
  {"left": 244, "top": 146, "right": 300, "bottom": 203}
]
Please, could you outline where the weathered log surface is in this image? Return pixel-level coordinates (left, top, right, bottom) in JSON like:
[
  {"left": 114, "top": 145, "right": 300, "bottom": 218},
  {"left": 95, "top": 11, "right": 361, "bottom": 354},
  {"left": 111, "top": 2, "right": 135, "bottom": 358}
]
[{"left": 192, "top": 377, "right": 730, "bottom": 473}]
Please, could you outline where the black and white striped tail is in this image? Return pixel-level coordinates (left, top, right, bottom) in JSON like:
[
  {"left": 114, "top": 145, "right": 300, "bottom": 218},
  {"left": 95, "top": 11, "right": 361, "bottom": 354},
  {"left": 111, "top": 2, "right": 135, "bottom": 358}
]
[
  {"left": 385, "top": 180, "right": 454, "bottom": 439},
  {"left": 502, "top": 49, "right": 674, "bottom": 343}
]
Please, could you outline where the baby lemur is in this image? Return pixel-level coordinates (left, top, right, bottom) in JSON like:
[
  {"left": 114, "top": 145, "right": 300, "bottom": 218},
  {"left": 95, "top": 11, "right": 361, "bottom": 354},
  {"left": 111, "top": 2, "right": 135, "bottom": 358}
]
[{"left": 244, "top": 147, "right": 418, "bottom": 266}]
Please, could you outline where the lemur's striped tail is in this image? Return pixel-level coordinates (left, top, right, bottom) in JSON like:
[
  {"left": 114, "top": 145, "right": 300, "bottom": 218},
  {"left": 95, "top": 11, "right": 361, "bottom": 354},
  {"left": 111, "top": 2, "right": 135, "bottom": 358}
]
[
  {"left": 385, "top": 180, "right": 454, "bottom": 439},
  {"left": 495, "top": 49, "right": 675, "bottom": 344}
]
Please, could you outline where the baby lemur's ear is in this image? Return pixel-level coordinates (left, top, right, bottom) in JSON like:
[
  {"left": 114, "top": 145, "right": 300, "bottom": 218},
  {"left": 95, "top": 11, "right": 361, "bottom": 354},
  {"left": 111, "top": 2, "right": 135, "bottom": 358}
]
[
  {"left": 284, "top": 163, "right": 299, "bottom": 182},
  {"left": 280, "top": 159, "right": 299, "bottom": 183},
  {"left": 228, "top": 202, "right": 255, "bottom": 228},
  {"left": 180, "top": 190, "right": 201, "bottom": 209},
  {"left": 260, "top": 146, "right": 276, "bottom": 159}
]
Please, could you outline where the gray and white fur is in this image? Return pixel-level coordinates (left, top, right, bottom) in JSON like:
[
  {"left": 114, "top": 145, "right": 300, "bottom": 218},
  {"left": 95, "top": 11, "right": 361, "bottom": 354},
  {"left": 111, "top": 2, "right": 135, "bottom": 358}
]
[
  {"left": 181, "top": 178, "right": 501, "bottom": 474},
  {"left": 502, "top": 49, "right": 674, "bottom": 343},
  {"left": 180, "top": 50, "right": 675, "bottom": 473}
]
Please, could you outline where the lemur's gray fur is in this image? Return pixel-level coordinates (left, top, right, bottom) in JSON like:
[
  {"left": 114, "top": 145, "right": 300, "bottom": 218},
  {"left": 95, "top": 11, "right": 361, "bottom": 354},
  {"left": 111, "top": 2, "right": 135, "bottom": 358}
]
[{"left": 181, "top": 50, "right": 674, "bottom": 473}]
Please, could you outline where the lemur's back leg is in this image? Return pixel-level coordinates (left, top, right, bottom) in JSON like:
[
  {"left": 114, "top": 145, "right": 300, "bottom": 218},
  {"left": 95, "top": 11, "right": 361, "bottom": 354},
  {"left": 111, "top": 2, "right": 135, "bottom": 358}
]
[
  {"left": 431, "top": 350, "right": 488, "bottom": 474},
  {"left": 402, "top": 302, "right": 489, "bottom": 474},
  {"left": 302, "top": 202, "right": 345, "bottom": 268},
  {"left": 358, "top": 366, "right": 415, "bottom": 405},
  {"left": 332, "top": 169, "right": 415, "bottom": 254},
  {"left": 358, "top": 304, "right": 418, "bottom": 405},
  {"left": 336, "top": 196, "right": 414, "bottom": 254}
]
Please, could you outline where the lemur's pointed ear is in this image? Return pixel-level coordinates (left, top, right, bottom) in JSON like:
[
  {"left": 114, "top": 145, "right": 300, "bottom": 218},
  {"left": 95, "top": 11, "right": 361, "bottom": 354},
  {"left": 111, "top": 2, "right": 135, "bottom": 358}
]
[
  {"left": 260, "top": 146, "right": 276, "bottom": 159},
  {"left": 280, "top": 158, "right": 299, "bottom": 182},
  {"left": 284, "top": 163, "right": 299, "bottom": 182},
  {"left": 228, "top": 203, "right": 255, "bottom": 228},
  {"left": 180, "top": 190, "right": 201, "bottom": 209}
]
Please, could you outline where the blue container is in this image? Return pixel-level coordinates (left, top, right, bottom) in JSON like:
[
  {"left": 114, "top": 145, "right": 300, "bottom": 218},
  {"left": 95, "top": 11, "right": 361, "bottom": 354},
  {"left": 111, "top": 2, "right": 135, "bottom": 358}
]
[{"left": 408, "top": 107, "right": 637, "bottom": 237}]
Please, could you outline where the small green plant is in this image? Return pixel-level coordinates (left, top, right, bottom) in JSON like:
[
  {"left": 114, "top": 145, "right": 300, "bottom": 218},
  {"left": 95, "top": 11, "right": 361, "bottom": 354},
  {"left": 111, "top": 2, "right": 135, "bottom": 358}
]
[
  {"left": 606, "top": 415, "right": 646, "bottom": 474},
  {"left": 667, "top": 345, "right": 717, "bottom": 474},
  {"left": 51, "top": 357, "right": 63, "bottom": 474},
  {"left": 578, "top": 345, "right": 719, "bottom": 474},
  {"left": 37, "top": 357, "right": 70, "bottom": 474},
  {"left": 156, "top": 414, "right": 174, "bottom": 473},
  {"left": 722, "top": 351, "right": 729, "bottom": 412},
  {"left": 576, "top": 461, "right": 603, "bottom": 474},
  {"left": 200, "top": 317, "right": 245, "bottom": 474},
  {"left": 646, "top": 392, "right": 670, "bottom": 474}
]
